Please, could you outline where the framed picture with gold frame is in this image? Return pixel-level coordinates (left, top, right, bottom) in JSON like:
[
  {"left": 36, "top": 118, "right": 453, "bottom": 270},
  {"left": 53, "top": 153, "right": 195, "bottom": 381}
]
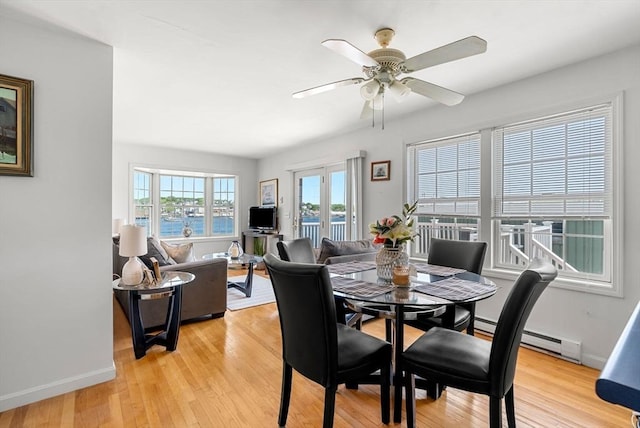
[
  {"left": 371, "top": 160, "right": 390, "bottom": 181},
  {"left": 259, "top": 178, "right": 278, "bottom": 206},
  {"left": 0, "top": 74, "right": 34, "bottom": 176},
  {"left": 0, "top": 74, "right": 33, "bottom": 177}
]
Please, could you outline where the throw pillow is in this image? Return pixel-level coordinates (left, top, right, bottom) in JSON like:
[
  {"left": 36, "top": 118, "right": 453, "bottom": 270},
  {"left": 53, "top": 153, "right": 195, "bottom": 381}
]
[
  {"left": 160, "top": 241, "right": 196, "bottom": 264},
  {"left": 139, "top": 236, "right": 175, "bottom": 270},
  {"left": 316, "top": 237, "right": 374, "bottom": 264},
  {"left": 147, "top": 236, "right": 173, "bottom": 265}
]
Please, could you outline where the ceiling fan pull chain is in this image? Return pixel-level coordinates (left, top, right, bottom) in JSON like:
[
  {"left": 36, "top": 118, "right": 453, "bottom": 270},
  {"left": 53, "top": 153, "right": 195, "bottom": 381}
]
[{"left": 382, "top": 91, "right": 385, "bottom": 130}]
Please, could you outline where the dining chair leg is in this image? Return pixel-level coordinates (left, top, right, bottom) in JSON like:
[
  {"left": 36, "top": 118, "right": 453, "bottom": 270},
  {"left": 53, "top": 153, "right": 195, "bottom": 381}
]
[
  {"left": 466, "top": 304, "right": 476, "bottom": 335},
  {"left": 489, "top": 396, "right": 503, "bottom": 428},
  {"left": 505, "top": 387, "right": 516, "bottom": 427},
  {"left": 323, "top": 387, "right": 337, "bottom": 428},
  {"left": 385, "top": 318, "right": 392, "bottom": 342},
  {"left": 380, "top": 361, "right": 391, "bottom": 424},
  {"left": 404, "top": 372, "right": 416, "bottom": 428},
  {"left": 278, "top": 363, "right": 292, "bottom": 427}
]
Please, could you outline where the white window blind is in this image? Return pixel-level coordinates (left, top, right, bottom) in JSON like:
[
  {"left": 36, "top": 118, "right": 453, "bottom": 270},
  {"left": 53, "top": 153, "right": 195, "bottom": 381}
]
[
  {"left": 493, "top": 104, "right": 612, "bottom": 218},
  {"left": 410, "top": 133, "right": 481, "bottom": 216}
]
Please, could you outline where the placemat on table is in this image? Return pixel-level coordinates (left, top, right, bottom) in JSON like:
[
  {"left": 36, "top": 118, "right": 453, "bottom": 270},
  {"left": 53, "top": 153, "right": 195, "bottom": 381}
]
[
  {"left": 414, "top": 277, "right": 497, "bottom": 301},
  {"left": 412, "top": 263, "right": 467, "bottom": 277},
  {"left": 326, "top": 261, "right": 376, "bottom": 275},
  {"left": 330, "top": 276, "right": 395, "bottom": 298}
]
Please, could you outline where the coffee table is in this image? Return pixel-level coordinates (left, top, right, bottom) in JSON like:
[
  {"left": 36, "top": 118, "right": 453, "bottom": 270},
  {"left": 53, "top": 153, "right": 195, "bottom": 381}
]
[
  {"left": 113, "top": 271, "right": 195, "bottom": 359},
  {"left": 203, "top": 253, "right": 263, "bottom": 298}
]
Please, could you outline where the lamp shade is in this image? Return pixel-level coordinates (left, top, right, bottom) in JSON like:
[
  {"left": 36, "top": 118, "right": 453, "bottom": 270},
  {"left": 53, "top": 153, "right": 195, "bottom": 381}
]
[
  {"left": 388, "top": 80, "right": 411, "bottom": 102},
  {"left": 112, "top": 218, "right": 125, "bottom": 235},
  {"left": 360, "top": 80, "right": 381, "bottom": 101},
  {"left": 119, "top": 225, "right": 147, "bottom": 257}
]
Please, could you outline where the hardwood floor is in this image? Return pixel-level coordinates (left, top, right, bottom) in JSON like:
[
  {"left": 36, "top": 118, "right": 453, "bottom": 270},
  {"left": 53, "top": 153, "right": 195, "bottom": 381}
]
[{"left": 0, "top": 269, "right": 630, "bottom": 427}]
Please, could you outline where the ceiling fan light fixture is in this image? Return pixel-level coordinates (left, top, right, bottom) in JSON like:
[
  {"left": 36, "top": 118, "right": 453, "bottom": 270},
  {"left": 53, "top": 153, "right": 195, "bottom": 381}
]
[
  {"left": 388, "top": 80, "right": 411, "bottom": 102},
  {"left": 360, "top": 80, "right": 381, "bottom": 100}
]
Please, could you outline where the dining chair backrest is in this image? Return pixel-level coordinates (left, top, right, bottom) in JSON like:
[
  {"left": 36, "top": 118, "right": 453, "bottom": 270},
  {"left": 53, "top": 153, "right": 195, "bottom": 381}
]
[
  {"left": 264, "top": 253, "right": 338, "bottom": 387},
  {"left": 277, "top": 237, "right": 317, "bottom": 264},
  {"left": 427, "top": 238, "right": 487, "bottom": 274},
  {"left": 489, "top": 258, "right": 557, "bottom": 397}
]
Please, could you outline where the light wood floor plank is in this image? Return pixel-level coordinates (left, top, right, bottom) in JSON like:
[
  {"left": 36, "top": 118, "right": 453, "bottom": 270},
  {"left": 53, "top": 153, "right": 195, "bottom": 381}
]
[{"left": 0, "top": 269, "right": 630, "bottom": 427}]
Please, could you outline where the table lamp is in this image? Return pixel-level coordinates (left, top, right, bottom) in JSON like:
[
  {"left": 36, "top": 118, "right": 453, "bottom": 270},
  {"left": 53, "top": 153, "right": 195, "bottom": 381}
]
[{"left": 119, "top": 224, "right": 147, "bottom": 285}]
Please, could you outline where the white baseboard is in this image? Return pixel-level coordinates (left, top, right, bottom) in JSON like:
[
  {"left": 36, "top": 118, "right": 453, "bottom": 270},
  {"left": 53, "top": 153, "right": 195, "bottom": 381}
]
[
  {"left": 475, "top": 317, "right": 582, "bottom": 364},
  {"left": 0, "top": 363, "right": 116, "bottom": 412}
]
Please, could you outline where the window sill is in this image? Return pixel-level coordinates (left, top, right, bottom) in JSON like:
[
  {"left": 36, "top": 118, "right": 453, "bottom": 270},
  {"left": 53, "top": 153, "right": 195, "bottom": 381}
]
[{"left": 159, "top": 235, "right": 238, "bottom": 244}]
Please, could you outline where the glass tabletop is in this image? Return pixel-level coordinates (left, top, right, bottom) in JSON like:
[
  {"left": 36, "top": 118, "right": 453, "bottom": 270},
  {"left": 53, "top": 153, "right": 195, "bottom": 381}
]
[
  {"left": 203, "top": 252, "right": 263, "bottom": 265},
  {"left": 112, "top": 271, "right": 195, "bottom": 292},
  {"left": 331, "top": 268, "right": 496, "bottom": 307}
]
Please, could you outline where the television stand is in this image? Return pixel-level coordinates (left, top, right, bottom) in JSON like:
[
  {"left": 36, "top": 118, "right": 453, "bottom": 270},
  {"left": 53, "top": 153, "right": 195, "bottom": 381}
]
[{"left": 242, "top": 230, "right": 283, "bottom": 257}]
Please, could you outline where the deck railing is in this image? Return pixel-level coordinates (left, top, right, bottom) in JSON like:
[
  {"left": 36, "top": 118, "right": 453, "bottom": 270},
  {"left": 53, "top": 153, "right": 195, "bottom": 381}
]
[
  {"left": 300, "top": 222, "right": 346, "bottom": 247},
  {"left": 499, "top": 223, "right": 577, "bottom": 272},
  {"left": 301, "top": 219, "right": 575, "bottom": 272},
  {"left": 413, "top": 219, "right": 576, "bottom": 272},
  {"left": 414, "top": 220, "right": 478, "bottom": 255}
]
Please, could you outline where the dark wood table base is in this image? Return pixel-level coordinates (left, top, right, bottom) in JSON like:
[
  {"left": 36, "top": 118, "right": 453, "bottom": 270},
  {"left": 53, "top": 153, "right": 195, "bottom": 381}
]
[{"left": 129, "top": 287, "right": 183, "bottom": 359}]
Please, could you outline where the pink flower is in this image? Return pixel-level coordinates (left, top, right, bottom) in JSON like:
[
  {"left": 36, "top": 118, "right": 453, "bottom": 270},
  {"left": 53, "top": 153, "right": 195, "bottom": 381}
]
[
  {"left": 379, "top": 217, "right": 387, "bottom": 225},
  {"left": 386, "top": 218, "right": 395, "bottom": 227}
]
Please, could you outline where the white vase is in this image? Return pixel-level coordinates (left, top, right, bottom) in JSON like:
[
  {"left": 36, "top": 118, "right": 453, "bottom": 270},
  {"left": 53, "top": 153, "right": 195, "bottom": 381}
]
[{"left": 376, "top": 245, "right": 409, "bottom": 281}]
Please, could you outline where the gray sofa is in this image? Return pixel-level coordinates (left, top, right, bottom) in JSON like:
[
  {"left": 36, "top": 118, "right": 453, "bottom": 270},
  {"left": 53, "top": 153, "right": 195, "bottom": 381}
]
[
  {"left": 113, "top": 237, "right": 228, "bottom": 328},
  {"left": 316, "top": 237, "right": 378, "bottom": 265}
]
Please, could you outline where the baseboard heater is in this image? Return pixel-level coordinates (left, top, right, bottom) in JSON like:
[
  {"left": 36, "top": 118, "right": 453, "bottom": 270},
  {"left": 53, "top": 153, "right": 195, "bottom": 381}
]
[{"left": 475, "top": 317, "right": 582, "bottom": 364}]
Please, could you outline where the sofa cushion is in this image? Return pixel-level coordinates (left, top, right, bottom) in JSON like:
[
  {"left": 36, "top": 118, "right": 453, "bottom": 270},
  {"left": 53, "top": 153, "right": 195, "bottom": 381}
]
[
  {"left": 161, "top": 241, "right": 196, "bottom": 264},
  {"left": 139, "top": 236, "right": 174, "bottom": 270},
  {"left": 317, "top": 237, "right": 376, "bottom": 264}
]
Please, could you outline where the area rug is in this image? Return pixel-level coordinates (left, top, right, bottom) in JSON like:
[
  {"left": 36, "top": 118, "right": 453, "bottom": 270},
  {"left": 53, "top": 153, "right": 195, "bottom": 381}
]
[{"left": 226, "top": 275, "right": 276, "bottom": 311}]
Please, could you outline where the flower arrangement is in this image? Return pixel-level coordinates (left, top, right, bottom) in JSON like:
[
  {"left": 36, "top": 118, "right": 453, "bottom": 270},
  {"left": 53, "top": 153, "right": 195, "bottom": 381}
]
[{"left": 369, "top": 201, "right": 418, "bottom": 248}]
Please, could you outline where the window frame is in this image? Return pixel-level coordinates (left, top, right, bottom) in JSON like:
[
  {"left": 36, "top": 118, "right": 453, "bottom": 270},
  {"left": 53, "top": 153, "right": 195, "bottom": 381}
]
[
  {"left": 406, "top": 94, "right": 623, "bottom": 296},
  {"left": 130, "top": 165, "right": 240, "bottom": 241},
  {"left": 407, "top": 133, "right": 482, "bottom": 259}
]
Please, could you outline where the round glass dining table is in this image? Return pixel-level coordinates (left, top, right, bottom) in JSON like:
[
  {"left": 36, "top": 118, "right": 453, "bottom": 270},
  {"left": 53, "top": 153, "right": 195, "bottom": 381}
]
[{"left": 330, "top": 266, "right": 497, "bottom": 423}]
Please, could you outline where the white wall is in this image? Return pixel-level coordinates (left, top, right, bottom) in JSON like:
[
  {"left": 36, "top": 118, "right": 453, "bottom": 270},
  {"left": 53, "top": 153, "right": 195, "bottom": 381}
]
[
  {"left": 0, "top": 16, "right": 114, "bottom": 410},
  {"left": 112, "top": 143, "right": 259, "bottom": 256},
  {"left": 259, "top": 45, "right": 640, "bottom": 368}
]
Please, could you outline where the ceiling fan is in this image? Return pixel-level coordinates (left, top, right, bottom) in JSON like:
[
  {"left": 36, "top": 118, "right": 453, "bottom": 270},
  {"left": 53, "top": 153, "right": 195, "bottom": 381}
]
[{"left": 293, "top": 28, "right": 487, "bottom": 118}]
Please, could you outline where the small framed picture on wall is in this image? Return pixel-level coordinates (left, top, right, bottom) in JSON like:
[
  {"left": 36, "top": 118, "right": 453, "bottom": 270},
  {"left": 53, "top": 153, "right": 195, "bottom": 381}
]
[
  {"left": 259, "top": 178, "right": 278, "bottom": 206},
  {"left": 371, "top": 160, "right": 390, "bottom": 181}
]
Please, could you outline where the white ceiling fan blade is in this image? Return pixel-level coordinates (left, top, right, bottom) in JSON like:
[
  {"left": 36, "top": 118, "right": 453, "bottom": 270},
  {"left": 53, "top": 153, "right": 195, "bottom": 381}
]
[
  {"left": 401, "top": 77, "right": 465, "bottom": 106},
  {"left": 292, "top": 77, "right": 365, "bottom": 99},
  {"left": 360, "top": 101, "right": 373, "bottom": 120},
  {"left": 401, "top": 36, "right": 487, "bottom": 73},
  {"left": 321, "top": 39, "right": 379, "bottom": 68}
]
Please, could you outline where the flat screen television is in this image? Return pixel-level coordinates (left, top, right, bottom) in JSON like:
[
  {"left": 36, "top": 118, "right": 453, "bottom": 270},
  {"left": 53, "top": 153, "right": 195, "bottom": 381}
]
[{"left": 249, "top": 206, "right": 277, "bottom": 231}]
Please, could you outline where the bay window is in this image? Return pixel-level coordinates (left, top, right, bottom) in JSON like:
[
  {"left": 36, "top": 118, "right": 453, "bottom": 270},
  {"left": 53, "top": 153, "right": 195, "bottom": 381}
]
[{"left": 132, "top": 168, "right": 238, "bottom": 239}]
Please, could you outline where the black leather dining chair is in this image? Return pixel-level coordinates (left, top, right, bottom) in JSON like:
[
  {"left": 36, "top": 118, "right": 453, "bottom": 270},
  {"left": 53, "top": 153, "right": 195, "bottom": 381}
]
[
  {"left": 277, "top": 237, "right": 362, "bottom": 329},
  {"left": 401, "top": 259, "right": 557, "bottom": 428},
  {"left": 263, "top": 254, "right": 392, "bottom": 428},
  {"left": 276, "top": 237, "right": 316, "bottom": 264},
  {"left": 406, "top": 238, "right": 487, "bottom": 335}
]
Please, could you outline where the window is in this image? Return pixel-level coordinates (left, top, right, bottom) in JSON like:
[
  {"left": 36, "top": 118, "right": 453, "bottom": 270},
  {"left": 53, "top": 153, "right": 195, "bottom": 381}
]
[
  {"left": 407, "top": 133, "right": 481, "bottom": 257},
  {"left": 406, "top": 100, "right": 620, "bottom": 293},
  {"left": 133, "top": 171, "right": 152, "bottom": 234},
  {"left": 159, "top": 175, "right": 205, "bottom": 237},
  {"left": 212, "top": 177, "right": 235, "bottom": 236},
  {"left": 132, "top": 168, "right": 237, "bottom": 239},
  {"left": 493, "top": 104, "right": 613, "bottom": 284}
]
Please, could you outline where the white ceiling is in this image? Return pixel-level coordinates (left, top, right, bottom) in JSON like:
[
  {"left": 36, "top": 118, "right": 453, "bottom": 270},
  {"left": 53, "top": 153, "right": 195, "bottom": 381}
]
[{"left": 2, "top": 1, "right": 640, "bottom": 158}]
